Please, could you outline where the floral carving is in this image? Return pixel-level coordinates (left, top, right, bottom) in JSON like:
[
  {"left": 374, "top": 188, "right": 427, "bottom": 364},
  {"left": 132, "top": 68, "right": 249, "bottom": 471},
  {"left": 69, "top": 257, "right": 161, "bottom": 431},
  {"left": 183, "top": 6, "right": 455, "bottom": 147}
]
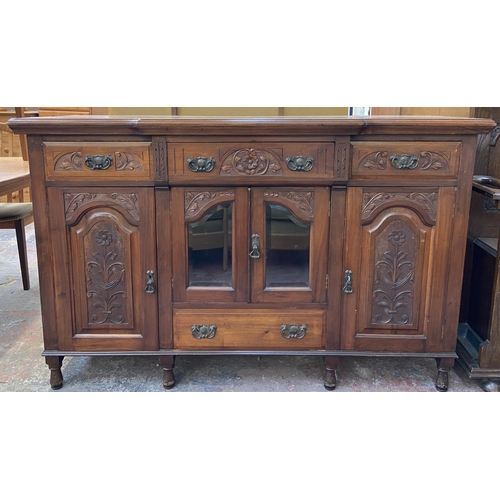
[
  {"left": 264, "top": 190, "right": 314, "bottom": 219},
  {"left": 358, "top": 151, "right": 388, "bottom": 170},
  {"left": 96, "top": 230, "right": 113, "bottom": 246},
  {"left": 221, "top": 148, "right": 282, "bottom": 175},
  {"left": 362, "top": 192, "right": 438, "bottom": 223},
  {"left": 64, "top": 192, "right": 140, "bottom": 223},
  {"left": 372, "top": 225, "right": 416, "bottom": 325},
  {"left": 185, "top": 190, "right": 234, "bottom": 218},
  {"left": 115, "top": 151, "right": 144, "bottom": 171},
  {"left": 54, "top": 151, "right": 83, "bottom": 171},
  {"left": 86, "top": 226, "right": 126, "bottom": 325},
  {"left": 419, "top": 151, "right": 450, "bottom": 170}
]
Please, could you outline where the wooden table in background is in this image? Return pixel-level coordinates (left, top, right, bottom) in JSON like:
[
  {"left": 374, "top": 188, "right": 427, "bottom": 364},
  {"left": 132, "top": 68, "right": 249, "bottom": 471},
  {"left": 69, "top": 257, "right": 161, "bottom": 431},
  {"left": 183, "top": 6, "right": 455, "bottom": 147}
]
[{"left": 0, "top": 157, "right": 30, "bottom": 198}]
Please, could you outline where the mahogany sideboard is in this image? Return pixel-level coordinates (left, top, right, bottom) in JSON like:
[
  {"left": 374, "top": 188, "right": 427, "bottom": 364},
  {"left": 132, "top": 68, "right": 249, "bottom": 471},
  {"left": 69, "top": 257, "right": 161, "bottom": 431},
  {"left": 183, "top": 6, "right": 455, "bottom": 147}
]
[{"left": 8, "top": 115, "right": 495, "bottom": 391}]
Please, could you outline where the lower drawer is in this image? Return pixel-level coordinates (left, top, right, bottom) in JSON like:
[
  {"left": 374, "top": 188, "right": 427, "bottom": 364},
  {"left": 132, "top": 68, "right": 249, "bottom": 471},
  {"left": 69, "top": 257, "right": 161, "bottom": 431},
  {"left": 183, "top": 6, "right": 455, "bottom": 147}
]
[{"left": 173, "top": 309, "right": 325, "bottom": 350}]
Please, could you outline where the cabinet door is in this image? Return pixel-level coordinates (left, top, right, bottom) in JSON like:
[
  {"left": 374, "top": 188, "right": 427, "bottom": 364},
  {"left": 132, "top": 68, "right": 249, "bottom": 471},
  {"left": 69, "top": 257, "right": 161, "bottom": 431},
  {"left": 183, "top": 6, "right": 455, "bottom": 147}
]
[
  {"left": 251, "top": 187, "right": 330, "bottom": 303},
  {"left": 171, "top": 187, "right": 249, "bottom": 303},
  {"left": 341, "top": 187, "right": 456, "bottom": 352},
  {"left": 47, "top": 187, "right": 158, "bottom": 351}
]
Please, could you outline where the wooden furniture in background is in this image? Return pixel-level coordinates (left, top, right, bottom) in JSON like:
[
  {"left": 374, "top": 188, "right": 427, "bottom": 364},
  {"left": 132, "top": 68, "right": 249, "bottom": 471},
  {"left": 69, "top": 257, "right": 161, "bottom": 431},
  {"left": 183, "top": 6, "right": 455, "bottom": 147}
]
[
  {"left": 0, "top": 157, "right": 33, "bottom": 289},
  {"left": 8, "top": 115, "right": 494, "bottom": 390},
  {"left": 458, "top": 107, "right": 500, "bottom": 390}
]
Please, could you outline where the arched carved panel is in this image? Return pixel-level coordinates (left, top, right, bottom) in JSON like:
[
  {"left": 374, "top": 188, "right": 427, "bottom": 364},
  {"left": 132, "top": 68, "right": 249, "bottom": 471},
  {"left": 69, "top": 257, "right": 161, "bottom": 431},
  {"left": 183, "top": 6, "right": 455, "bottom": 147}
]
[
  {"left": 64, "top": 191, "right": 140, "bottom": 225},
  {"left": 71, "top": 211, "right": 134, "bottom": 331},
  {"left": 184, "top": 190, "right": 235, "bottom": 221},
  {"left": 264, "top": 189, "right": 314, "bottom": 222},
  {"left": 362, "top": 191, "right": 438, "bottom": 226}
]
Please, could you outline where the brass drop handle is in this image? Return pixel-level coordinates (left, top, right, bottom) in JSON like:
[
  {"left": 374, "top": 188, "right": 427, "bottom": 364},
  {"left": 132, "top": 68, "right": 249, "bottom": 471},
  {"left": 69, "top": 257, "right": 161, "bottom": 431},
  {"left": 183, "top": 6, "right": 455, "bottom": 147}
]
[
  {"left": 390, "top": 154, "right": 419, "bottom": 170},
  {"left": 342, "top": 270, "right": 353, "bottom": 294},
  {"left": 281, "top": 324, "right": 307, "bottom": 339},
  {"left": 144, "top": 270, "right": 155, "bottom": 294},
  {"left": 191, "top": 324, "right": 217, "bottom": 339},
  {"left": 187, "top": 156, "right": 216, "bottom": 172},
  {"left": 84, "top": 154, "right": 113, "bottom": 170},
  {"left": 249, "top": 233, "right": 261, "bottom": 259},
  {"left": 286, "top": 155, "right": 314, "bottom": 171}
]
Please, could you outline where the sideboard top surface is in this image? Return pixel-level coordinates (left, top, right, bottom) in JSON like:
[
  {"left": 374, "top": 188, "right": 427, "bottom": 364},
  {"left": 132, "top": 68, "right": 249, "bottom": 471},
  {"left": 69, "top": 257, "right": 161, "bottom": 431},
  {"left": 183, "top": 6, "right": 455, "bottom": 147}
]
[{"left": 8, "top": 115, "right": 496, "bottom": 136}]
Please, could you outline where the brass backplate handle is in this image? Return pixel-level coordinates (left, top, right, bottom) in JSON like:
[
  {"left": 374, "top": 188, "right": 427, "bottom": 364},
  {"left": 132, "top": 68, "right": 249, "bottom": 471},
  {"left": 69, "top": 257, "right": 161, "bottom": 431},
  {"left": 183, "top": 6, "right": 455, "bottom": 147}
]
[
  {"left": 286, "top": 155, "right": 314, "bottom": 171},
  {"left": 145, "top": 270, "right": 155, "bottom": 294},
  {"left": 191, "top": 324, "right": 217, "bottom": 339},
  {"left": 390, "top": 154, "right": 419, "bottom": 170},
  {"left": 281, "top": 324, "right": 307, "bottom": 339},
  {"left": 187, "top": 156, "right": 216, "bottom": 172},
  {"left": 342, "top": 270, "right": 353, "bottom": 294},
  {"left": 249, "top": 233, "right": 260, "bottom": 259},
  {"left": 84, "top": 154, "right": 113, "bottom": 170}
]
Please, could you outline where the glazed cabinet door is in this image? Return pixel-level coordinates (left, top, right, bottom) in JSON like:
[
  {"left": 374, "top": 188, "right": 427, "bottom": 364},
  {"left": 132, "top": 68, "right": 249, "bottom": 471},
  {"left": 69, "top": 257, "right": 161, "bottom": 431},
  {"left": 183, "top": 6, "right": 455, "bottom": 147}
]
[
  {"left": 341, "top": 187, "right": 456, "bottom": 352},
  {"left": 250, "top": 187, "right": 330, "bottom": 303},
  {"left": 171, "top": 187, "right": 250, "bottom": 303},
  {"left": 47, "top": 187, "right": 159, "bottom": 351},
  {"left": 170, "top": 186, "right": 329, "bottom": 305}
]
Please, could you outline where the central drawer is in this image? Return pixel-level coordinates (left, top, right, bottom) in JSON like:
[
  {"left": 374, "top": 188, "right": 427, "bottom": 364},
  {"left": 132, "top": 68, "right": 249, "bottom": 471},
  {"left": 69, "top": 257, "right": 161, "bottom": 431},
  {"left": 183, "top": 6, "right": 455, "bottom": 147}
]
[
  {"left": 173, "top": 309, "right": 326, "bottom": 349},
  {"left": 167, "top": 142, "right": 335, "bottom": 185}
]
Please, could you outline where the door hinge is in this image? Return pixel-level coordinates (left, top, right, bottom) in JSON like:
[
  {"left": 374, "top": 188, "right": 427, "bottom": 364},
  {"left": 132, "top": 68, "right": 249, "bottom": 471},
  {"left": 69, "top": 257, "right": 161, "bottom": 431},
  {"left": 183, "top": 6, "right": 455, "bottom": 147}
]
[
  {"left": 326, "top": 274, "right": 329, "bottom": 289},
  {"left": 171, "top": 277, "right": 174, "bottom": 289}
]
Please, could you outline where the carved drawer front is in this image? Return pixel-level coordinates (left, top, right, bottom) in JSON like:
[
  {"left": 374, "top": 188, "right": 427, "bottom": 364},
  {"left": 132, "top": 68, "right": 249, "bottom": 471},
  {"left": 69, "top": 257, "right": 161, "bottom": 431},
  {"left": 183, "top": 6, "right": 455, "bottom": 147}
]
[
  {"left": 43, "top": 142, "right": 153, "bottom": 180},
  {"left": 351, "top": 141, "right": 461, "bottom": 179},
  {"left": 173, "top": 309, "right": 325, "bottom": 349},
  {"left": 167, "top": 142, "right": 336, "bottom": 184}
]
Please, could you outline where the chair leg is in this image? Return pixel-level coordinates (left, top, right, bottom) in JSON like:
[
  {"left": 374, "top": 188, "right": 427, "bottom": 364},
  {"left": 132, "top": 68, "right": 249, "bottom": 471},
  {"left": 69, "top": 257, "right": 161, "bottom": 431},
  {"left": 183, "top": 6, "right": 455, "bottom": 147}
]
[{"left": 14, "top": 219, "right": 30, "bottom": 290}]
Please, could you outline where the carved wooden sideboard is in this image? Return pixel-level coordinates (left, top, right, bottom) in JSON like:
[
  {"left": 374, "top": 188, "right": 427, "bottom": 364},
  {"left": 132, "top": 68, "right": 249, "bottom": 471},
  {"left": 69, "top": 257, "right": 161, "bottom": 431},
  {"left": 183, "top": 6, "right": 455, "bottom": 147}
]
[{"left": 8, "top": 115, "right": 495, "bottom": 391}]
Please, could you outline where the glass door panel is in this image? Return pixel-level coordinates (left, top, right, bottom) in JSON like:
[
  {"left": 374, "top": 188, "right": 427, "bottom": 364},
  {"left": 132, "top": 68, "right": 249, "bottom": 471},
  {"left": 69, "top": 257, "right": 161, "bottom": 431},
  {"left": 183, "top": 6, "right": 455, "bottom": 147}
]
[
  {"left": 188, "top": 202, "right": 232, "bottom": 287},
  {"left": 265, "top": 203, "right": 310, "bottom": 288}
]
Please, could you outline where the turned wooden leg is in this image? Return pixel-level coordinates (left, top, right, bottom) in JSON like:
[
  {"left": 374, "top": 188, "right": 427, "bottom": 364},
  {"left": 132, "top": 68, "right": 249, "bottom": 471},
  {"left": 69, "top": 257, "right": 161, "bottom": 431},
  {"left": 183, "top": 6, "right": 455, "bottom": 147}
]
[
  {"left": 324, "top": 356, "right": 339, "bottom": 391},
  {"left": 435, "top": 358, "right": 454, "bottom": 392},
  {"left": 160, "top": 355, "right": 176, "bottom": 390},
  {"left": 46, "top": 356, "right": 64, "bottom": 390}
]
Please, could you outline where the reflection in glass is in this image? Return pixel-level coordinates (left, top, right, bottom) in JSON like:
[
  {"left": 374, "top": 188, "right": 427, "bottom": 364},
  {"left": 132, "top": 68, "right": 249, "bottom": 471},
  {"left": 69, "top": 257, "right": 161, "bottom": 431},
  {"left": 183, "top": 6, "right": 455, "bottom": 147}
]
[
  {"left": 188, "top": 203, "right": 232, "bottom": 287},
  {"left": 265, "top": 203, "right": 310, "bottom": 288}
]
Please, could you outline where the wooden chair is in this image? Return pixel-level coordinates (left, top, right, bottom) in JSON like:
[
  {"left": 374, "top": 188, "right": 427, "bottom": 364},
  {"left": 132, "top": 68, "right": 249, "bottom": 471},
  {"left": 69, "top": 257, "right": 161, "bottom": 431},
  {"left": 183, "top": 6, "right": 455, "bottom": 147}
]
[{"left": 0, "top": 107, "right": 33, "bottom": 290}]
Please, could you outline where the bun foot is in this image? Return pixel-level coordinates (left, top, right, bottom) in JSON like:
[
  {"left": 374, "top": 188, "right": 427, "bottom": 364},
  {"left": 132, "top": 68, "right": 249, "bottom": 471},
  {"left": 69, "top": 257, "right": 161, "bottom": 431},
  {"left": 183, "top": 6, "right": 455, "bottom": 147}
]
[
  {"left": 46, "top": 356, "right": 64, "bottom": 390},
  {"left": 324, "top": 369, "right": 337, "bottom": 391},
  {"left": 435, "top": 358, "right": 454, "bottom": 392},
  {"left": 50, "top": 369, "right": 63, "bottom": 390},
  {"left": 435, "top": 368, "right": 449, "bottom": 392},
  {"left": 162, "top": 369, "right": 175, "bottom": 390}
]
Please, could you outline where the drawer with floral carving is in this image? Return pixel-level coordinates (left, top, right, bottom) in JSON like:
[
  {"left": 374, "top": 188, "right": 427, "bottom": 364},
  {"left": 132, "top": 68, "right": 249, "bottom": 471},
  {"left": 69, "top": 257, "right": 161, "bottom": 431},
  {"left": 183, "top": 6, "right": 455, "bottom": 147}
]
[
  {"left": 351, "top": 141, "right": 462, "bottom": 180},
  {"left": 167, "top": 142, "right": 339, "bottom": 185},
  {"left": 43, "top": 142, "right": 153, "bottom": 180},
  {"left": 173, "top": 309, "right": 325, "bottom": 350}
]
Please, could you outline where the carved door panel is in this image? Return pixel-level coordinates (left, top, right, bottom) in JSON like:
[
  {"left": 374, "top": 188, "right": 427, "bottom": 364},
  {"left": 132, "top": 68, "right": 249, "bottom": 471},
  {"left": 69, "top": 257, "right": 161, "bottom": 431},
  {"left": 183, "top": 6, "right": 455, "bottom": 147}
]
[
  {"left": 47, "top": 188, "right": 158, "bottom": 351},
  {"left": 341, "top": 187, "right": 456, "bottom": 352},
  {"left": 251, "top": 187, "right": 329, "bottom": 303}
]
